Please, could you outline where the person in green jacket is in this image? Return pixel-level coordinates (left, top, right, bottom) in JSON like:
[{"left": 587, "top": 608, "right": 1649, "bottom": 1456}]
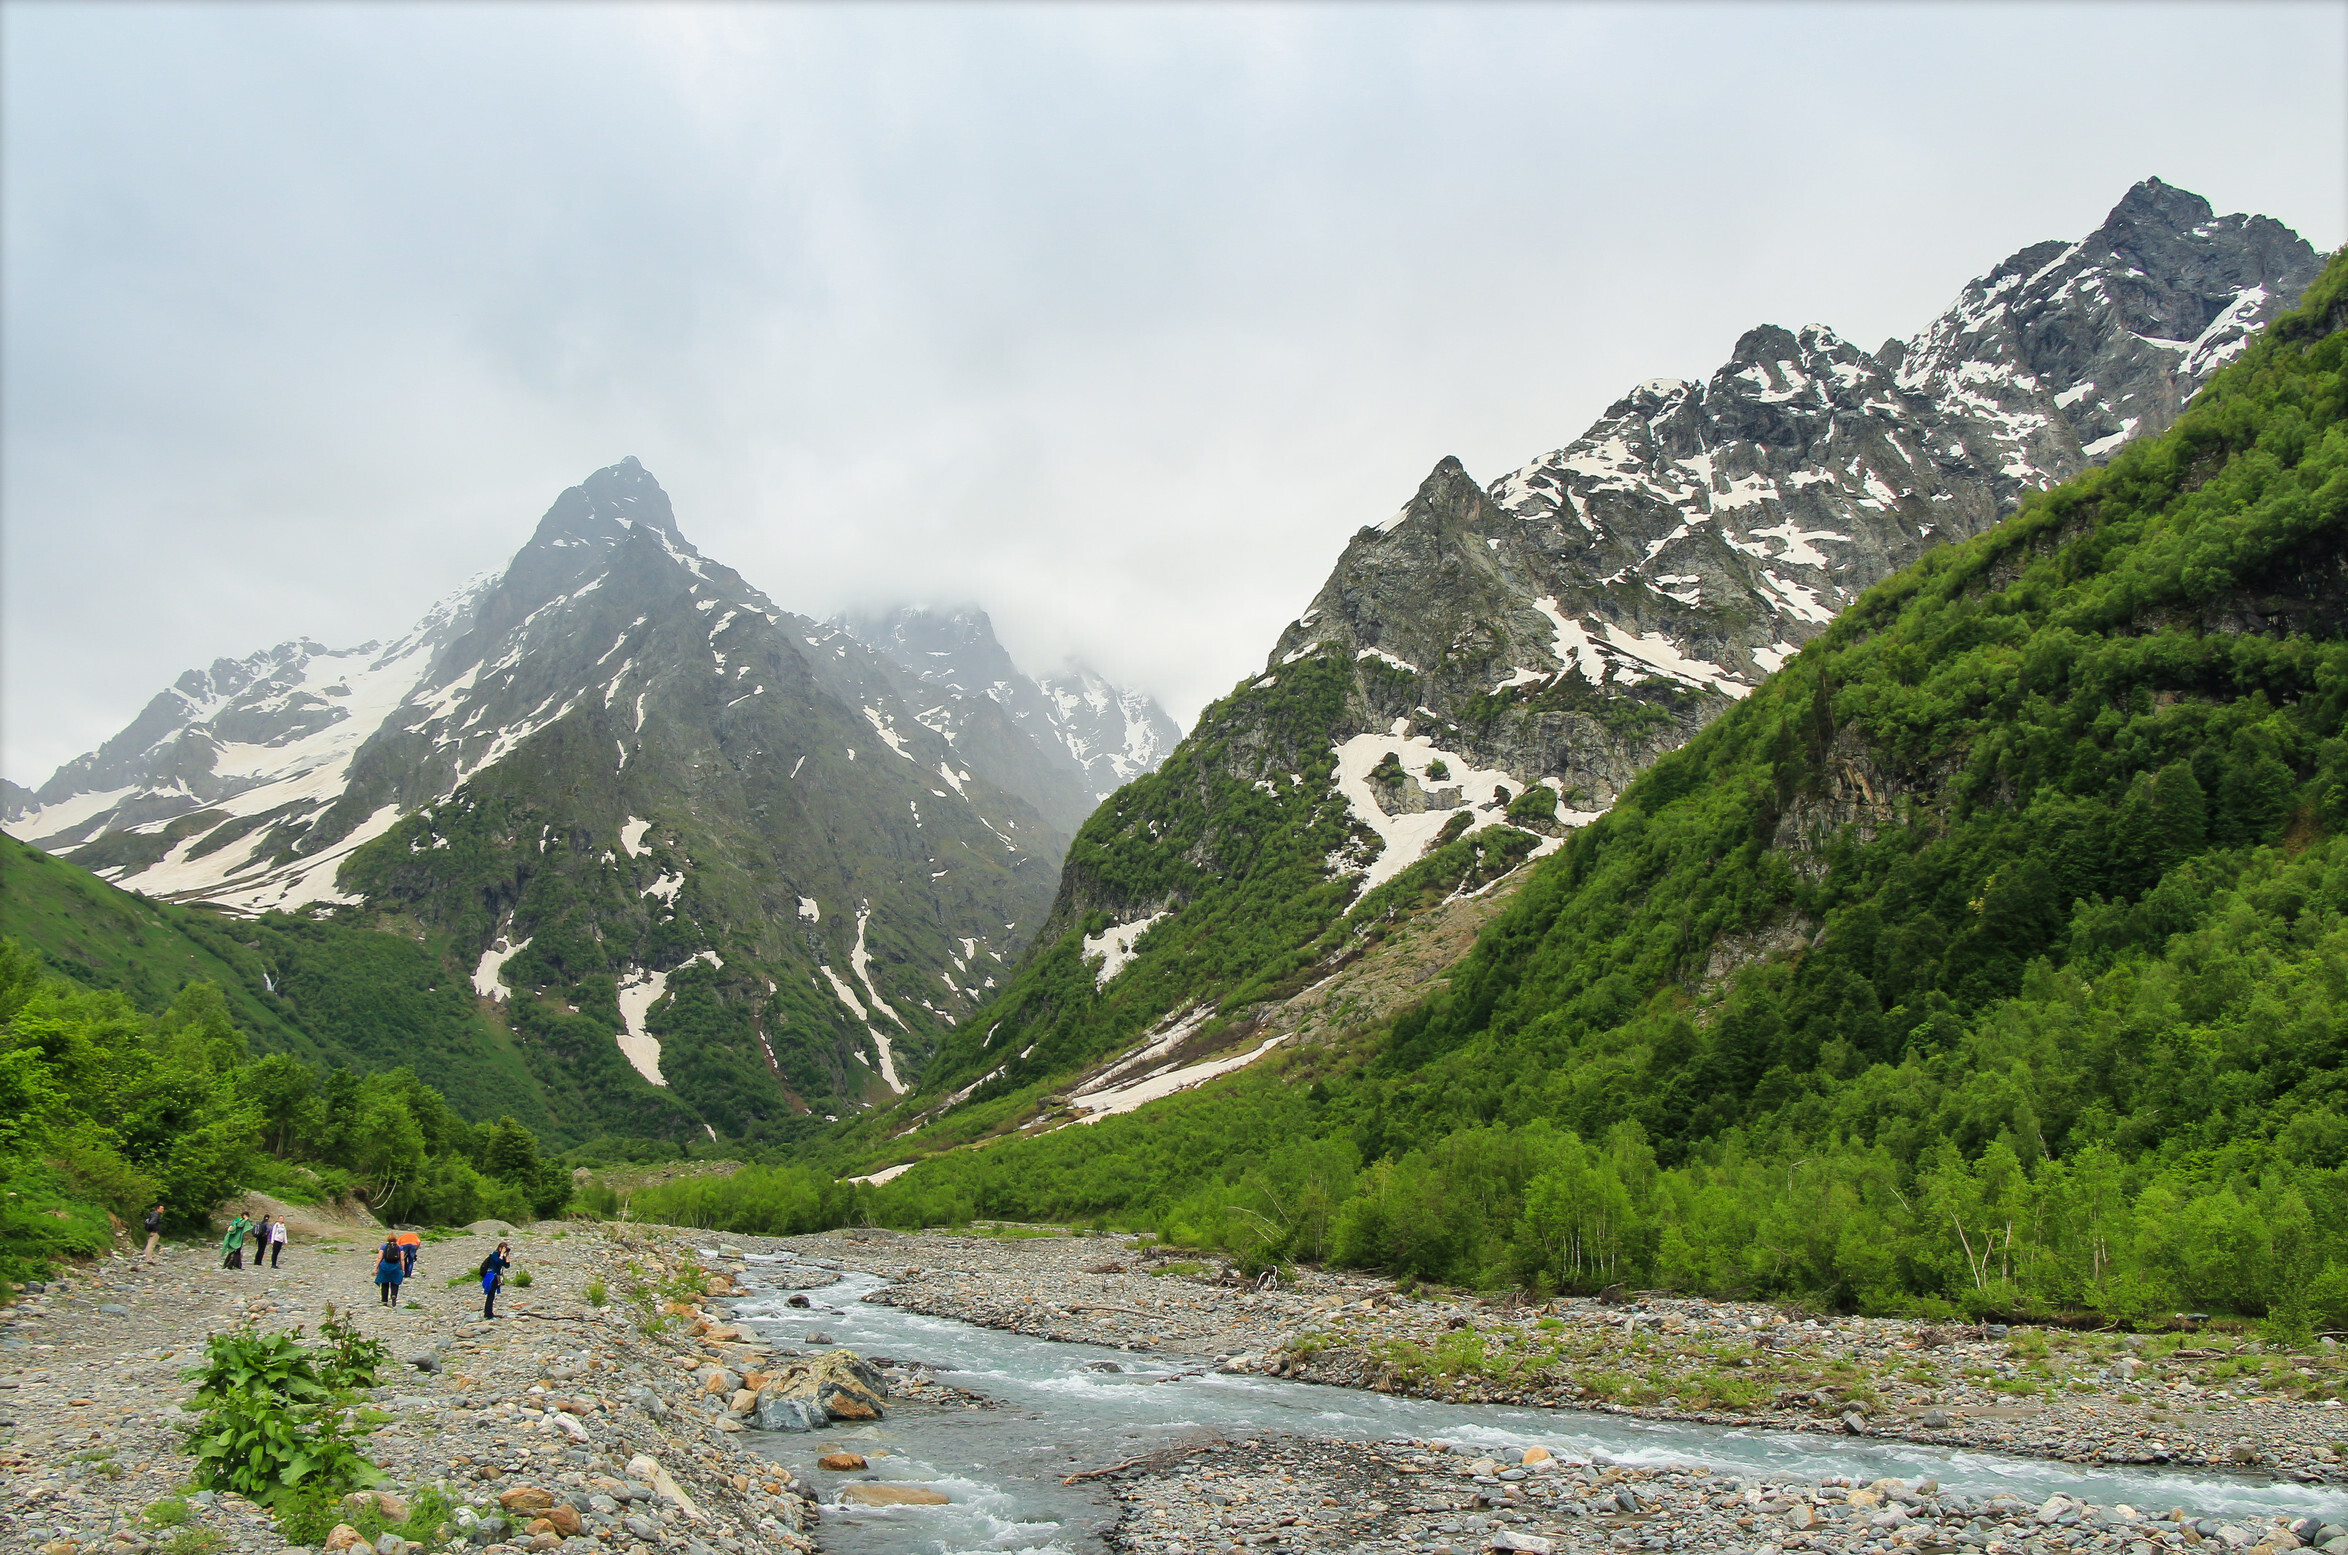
[{"left": 220, "top": 1214, "right": 250, "bottom": 1270}]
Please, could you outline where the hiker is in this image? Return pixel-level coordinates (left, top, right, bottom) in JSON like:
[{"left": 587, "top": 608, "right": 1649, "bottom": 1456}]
[
  {"left": 220, "top": 1213, "right": 249, "bottom": 1270},
  {"left": 479, "top": 1240, "right": 512, "bottom": 1319},
  {"left": 397, "top": 1228, "right": 422, "bottom": 1279},
  {"left": 142, "top": 1202, "right": 164, "bottom": 1261},
  {"left": 374, "top": 1234, "right": 405, "bottom": 1307},
  {"left": 250, "top": 1216, "right": 270, "bottom": 1265},
  {"left": 267, "top": 1214, "right": 288, "bottom": 1269}
]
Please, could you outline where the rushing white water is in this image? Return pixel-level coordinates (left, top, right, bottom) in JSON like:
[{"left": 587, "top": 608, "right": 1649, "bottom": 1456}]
[{"left": 722, "top": 1265, "right": 2348, "bottom": 1555}]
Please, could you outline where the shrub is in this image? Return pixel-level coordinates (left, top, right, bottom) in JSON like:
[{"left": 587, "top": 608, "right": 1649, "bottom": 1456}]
[{"left": 180, "top": 1326, "right": 378, "bottom": 1503}]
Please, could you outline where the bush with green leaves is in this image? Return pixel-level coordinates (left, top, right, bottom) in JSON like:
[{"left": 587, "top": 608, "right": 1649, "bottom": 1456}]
[{"left": 180, "top": 1325, "right": 379, "bottom": 1503}]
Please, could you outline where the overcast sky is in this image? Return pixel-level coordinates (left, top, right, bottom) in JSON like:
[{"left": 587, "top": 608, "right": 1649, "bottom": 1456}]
[{"left": 5, "top": 1, "right": 2343, "bottom": 787}]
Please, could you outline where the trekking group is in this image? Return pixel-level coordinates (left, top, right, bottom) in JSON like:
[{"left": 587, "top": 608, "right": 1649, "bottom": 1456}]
[{"left": 179, "top": 1204, "right": 519, "bottom": 1319}]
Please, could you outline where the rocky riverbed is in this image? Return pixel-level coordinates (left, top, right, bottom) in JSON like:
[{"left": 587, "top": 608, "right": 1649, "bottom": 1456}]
[
  {"left": 0, "top": 1219, "right": 963, "bottom": 1555},
  {"left": 798, "top": 1228, "right": 2348, "bottom": 1485},
  {"left": 1089, "top": 1433, "right": 2348, "bottom": 1555},
  {"left": 5, "top": 1219, "right": 2345, "bottom": 1555}
]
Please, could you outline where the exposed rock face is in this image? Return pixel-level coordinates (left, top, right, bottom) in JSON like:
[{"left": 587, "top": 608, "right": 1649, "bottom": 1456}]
[
  {"left": 1274, "top": 176, "right": 2322, "bottom": 841},
  {"left": 830, "top": 605, "right": 1181, "bottom": 836}
]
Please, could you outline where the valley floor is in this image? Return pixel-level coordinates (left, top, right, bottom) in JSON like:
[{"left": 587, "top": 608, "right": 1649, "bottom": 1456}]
[{"left": 6, "top": 1221, "right": 2342, "bottom": 1555}]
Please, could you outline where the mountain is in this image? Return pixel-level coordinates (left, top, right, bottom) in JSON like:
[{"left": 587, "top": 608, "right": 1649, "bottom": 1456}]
[
  {"left": 5, "top": 458, "right": 1125, "bottom": 1139},
  {"left": 828, "top": 606, "right": 1182, "bottom": 838},
  {"left": 859, "top": 178, "right": 2326, "bottom": 1153},
  {"left": 829, "top": 248, "right": 2348, "bottom": 1320}
]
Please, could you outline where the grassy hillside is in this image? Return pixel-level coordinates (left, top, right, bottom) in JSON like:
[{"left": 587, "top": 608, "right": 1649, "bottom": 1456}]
[
  {"left": 778, "top": 250, "right": 2348, "bottom": 1325},
  {"left": 2, "top": 835, "right": 554, "bottom": 1138}
]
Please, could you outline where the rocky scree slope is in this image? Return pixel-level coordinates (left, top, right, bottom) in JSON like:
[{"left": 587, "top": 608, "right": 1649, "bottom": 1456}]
[
  {"left": 872, "top": 178, "right": 2324, "bottom": 1150},
  {"left": 4, "top": 459, "right": 1099, "bottom": 1137},
  {"left": 829, "top": 605, "right": 1181, "bottom": 838}
]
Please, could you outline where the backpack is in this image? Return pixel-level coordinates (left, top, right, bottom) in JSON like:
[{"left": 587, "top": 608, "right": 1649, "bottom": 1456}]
[{"left": 478, "top": 1252, "right": 498, "bottom": 1278}]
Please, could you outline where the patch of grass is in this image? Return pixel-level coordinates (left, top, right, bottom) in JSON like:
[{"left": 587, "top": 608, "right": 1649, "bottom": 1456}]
[
  {"left": 143, "top": 1496, "right": 193, "bottom": 1527},
  {"left": 511, "top": 1269, "right": 533, "bottom": 1288},
  {"left": 162, "top": 1531, "right": 229, "bottom": 1555},
  {"left": 585, "top": 1279, "right": 608, "bottom": 1308}
]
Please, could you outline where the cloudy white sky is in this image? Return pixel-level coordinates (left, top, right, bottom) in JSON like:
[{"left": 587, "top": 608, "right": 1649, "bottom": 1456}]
[{"left": 5, "top": 1, "right": 2343, "bottom": 786}]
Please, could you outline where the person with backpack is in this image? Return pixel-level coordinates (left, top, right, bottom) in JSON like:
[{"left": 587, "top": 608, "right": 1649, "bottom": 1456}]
[
  {"left": 397, "top": 1229, "right": 422, "bottom": 1279},
  {"left": 374, "top": 1234, "right": 405, "bottom": 1307},
  {"left": 220, "top": 1213, "right": 250, "bottom": 1270},
  {"left": 479, "top": 1240, "right": 512, "bottom": 1319},
  {"left": 142, "top": 1202, "right": 164, "bottom": 1261}
]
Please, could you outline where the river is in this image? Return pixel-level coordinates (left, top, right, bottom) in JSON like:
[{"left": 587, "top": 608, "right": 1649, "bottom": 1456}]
[{"left": 719, "top": 1260, "right": 2348, "bottom": 1555}]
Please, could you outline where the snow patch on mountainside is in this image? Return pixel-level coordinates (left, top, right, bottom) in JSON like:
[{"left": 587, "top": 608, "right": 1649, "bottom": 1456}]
[
  {"left": 1331, "top": 734, "right": 1519, "bottom": 892},
  {"left": 1082, "top": 911, "right": 1167, "bottom": 987},
  {"left": 472, "top": 935, "right": 533, "bottom": 1001},
  {"left": 614, "top": 950, "right": 722, "bottom": 1087}
]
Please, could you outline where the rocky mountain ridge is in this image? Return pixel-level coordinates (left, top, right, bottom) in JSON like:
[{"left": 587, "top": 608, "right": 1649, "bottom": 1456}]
[
  {"left": 828, "top": 605, "right": 1182, "bottom": 838},
  {"left": 5, "top": 459, "right": 1172, "bottom": 1135},
  {"left": 881, "top": 176, "right": 2326, "bottom": 1142}
]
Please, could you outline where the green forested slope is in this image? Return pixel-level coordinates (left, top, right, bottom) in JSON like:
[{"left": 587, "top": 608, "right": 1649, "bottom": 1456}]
[
  {"left": 782, "top": 250, "right": 2348, "bottom": 1324},
  {"left": 2, "top": 835, "right": 550, "bottom": 1135}
]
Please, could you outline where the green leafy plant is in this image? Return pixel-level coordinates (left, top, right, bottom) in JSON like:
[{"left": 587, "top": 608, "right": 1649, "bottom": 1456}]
[
  {"left": 180, "top": 1325, "right": 379, "bottom": 1503},
  {"left": 584, "top": 1278, "right": 608, "bottom": 1307},
  {"left": 511, "top": 1268, "right": 533, "bottom": 1288},
  {"left": 316, "top": 1304, "right": 390, "bottom": 1390}
]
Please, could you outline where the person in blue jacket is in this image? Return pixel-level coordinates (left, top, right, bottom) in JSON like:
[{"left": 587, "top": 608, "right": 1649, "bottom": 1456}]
[
  {"left": 480, "top": 1239, "right": 512, "bottom": 1319},
  {"left": 374, "top": 1235, "right": 405, "bottom": 1307}
]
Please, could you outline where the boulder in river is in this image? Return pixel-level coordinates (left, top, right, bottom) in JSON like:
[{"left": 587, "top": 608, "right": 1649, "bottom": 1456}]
[
  {"left": 841, "top": 1484, "right": 948, "bottom": 1506},
  {"left": 752, "top": 1349, "right": 889, "bottom": 1431}
]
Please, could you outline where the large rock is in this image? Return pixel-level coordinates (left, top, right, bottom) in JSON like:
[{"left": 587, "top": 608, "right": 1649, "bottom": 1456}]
[
  {"left": 465, "top": 1219, "right": 518, "bottom": 1237},
  {"left": 840, "top": 1485, "right": 949, "bottom": 1507},
  {"left": 750, "top": 1349, "right": 889, "bottom": 1431}
]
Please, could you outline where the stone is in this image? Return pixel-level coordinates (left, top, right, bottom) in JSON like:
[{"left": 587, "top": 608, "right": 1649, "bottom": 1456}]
[
  {"left": 1921, "top": 1408, "right": 1954, "bottom": 1428},
  {"left": 1839, "top": 1410, "right": 1869, "bottom": 1434},
  {"left": 839, "top": 1484, "right": 950, "bottom": 1507},
  {"left": 95, "top": 1304, "right": 129, "bottom": 1316},
  {"left": 499, "top": 1487, "right": 557, "bottom": 1513},
  {"left": 805, "top": 1331, "right": 835, "bottom": 1345},
  {"left": 352, "top": 1491, "right": 411, "bottom": 1523},
  {"left": 818, "top": 1452, "right": 868, "bottom": 1471},
  {"left": 728, "top": 1387, "right": 758, "bottom": 1414},
  {"left": 408, "top": 1351, "right": 443, "bottom": 1374},
  {"left": 1489, "top": 1534, "right": 1553, "bottom": 1554},
  {"left": 624, "top": 1516, "right": 660, "bottom": 1540},
  {"left": 543, "top": 1505, "right": 584, "bottom": 1538},
  {"left": 374, "top": 1535, "right": 403, "bottom": 1555},
  {"left": 1519, "top": 1446, "right": 1552, "bottom": 1466},
  {"left": 1784, "top": 1504, "right": 1816, "bottom": 1530},
  {"left": 323, "top": 1528, "right": 365, "bottom": 1553},
  {"left": 786, "top": 1294, "right": 810, "bottom": 1308}
]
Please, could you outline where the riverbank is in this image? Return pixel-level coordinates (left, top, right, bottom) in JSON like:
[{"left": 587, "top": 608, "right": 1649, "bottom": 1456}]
[
  {"left": 789, "top": 1227, "right": 2348, "bottom": 1487},
  {"left": 1091, "top": 1432, "right": 2348, "bottom": 1555},
  {"left": 0, "top": 1220, "right": 861, "bottom": 1555}
]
